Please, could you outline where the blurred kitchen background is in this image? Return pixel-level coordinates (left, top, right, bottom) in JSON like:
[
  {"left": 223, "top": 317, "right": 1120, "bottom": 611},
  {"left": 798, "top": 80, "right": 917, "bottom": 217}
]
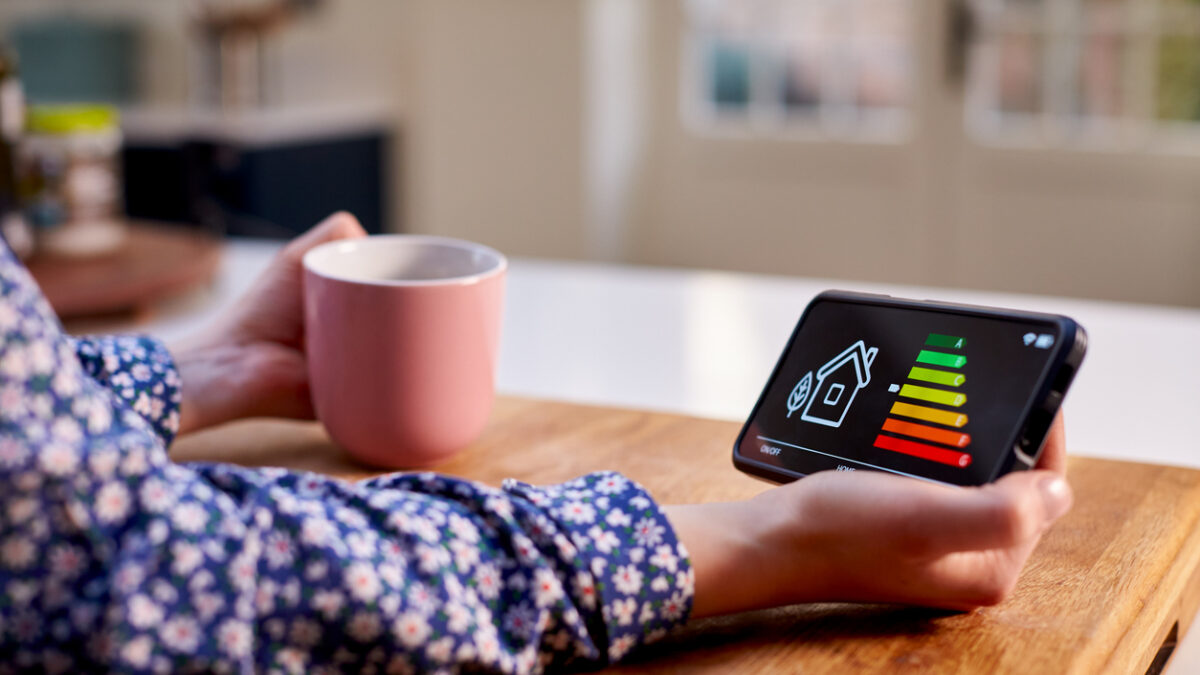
[
  {"left": 8, "top": 3, "right": 1200, "bottom": 670},
  {"left": 2, "top": 0, "right": 1200, "bottom": 310}
]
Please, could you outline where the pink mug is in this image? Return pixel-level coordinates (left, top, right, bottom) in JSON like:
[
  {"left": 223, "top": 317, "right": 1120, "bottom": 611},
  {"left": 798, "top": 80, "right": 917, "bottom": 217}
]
[{"left": 302, "top": 235, "right": 506, "bottom": 468}]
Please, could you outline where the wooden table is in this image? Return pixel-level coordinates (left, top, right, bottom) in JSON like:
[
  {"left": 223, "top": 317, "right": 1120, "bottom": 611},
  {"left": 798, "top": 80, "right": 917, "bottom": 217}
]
[{"left": 172, "top": 397, "right": 1200, "bottom": 674}]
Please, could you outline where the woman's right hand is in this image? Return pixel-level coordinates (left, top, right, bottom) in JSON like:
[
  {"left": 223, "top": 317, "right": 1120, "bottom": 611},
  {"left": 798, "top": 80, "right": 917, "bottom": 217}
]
[
  {"left": 172, "top": 213, "right": 367, "bottom": 435},
  {"left": 666, "top": 414, "right": 1072, "bottom": 618}
]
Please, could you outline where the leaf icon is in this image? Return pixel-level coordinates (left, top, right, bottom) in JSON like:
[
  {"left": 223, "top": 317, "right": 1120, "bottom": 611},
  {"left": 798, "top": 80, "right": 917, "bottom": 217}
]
[{"left": 787, "top": 371, "right": 813, "bottom": 418}]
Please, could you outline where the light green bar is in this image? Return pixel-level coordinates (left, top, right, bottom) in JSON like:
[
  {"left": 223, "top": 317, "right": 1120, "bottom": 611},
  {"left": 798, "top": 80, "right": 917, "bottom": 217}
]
[
  {"left": 908, "top": 366, "right": 965, "bottom": 387},
  {"left": 899, "top": 384, "right": 967, "bottom": 407},
  {"left": 916, "top": 350, "right": 966, "bottom": 368}
]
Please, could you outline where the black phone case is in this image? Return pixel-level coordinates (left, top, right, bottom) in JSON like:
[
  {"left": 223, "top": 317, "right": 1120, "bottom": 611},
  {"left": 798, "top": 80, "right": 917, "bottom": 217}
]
[{"left": 732, "top": 290, "right": 1088, "bottom": 486}]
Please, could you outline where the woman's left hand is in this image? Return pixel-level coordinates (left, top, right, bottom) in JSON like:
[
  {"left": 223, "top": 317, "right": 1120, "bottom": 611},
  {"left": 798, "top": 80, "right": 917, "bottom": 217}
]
[
  {"left": 173, "top": 213, "right": 367, "bottom": 435},
  {"left": 669, "top": 414, "right": 1072, "bottom": 617}
]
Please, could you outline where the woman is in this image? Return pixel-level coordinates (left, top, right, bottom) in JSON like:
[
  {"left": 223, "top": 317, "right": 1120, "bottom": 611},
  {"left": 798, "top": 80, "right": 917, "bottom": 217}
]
[{"left": 0, "top": 213, "right": 1071, "bottom": 672}]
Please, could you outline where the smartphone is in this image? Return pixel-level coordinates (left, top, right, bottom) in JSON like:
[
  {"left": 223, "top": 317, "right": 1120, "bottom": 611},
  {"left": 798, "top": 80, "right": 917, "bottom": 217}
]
[{"left": 733, "top": 291, "right": 1086, "bottom": 487}]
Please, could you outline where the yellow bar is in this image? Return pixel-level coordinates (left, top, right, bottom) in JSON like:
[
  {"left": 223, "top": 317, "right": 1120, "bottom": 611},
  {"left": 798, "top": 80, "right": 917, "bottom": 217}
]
[
  {"left": 899, "top": 384, "right": 966, "bottom": 407},
  {"left": 890, "top": 401, "right": 968, "bottom": 428}
]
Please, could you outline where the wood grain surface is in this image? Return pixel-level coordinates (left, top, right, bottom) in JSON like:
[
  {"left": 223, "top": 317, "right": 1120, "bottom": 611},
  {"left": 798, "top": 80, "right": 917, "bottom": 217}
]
[{"left": 171, "top": 397, "right": 1200, "bottom": 674}]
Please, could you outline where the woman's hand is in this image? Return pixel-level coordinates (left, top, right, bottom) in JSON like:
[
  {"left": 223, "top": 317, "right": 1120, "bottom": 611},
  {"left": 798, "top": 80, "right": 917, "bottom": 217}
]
[
  {"left": 173, "top": 213, "right": 367, "bottom": 434},
  {"left": 667, "top": 414, "right": 1072, "bottom": 617}
]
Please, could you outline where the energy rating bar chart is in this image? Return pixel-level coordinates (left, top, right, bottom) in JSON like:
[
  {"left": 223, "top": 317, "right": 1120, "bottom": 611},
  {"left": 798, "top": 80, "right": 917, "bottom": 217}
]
[{"left": 876, "top": 333, "right": 975, "bottom": 469}]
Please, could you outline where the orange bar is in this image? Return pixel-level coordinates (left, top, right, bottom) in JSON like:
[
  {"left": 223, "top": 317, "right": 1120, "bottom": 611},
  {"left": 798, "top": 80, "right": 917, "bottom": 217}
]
[{"left": 882, "top": 418, "right": 971, "bottom": 448}]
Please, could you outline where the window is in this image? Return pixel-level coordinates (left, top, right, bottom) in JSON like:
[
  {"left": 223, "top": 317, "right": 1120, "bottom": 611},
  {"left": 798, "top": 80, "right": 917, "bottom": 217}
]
[
  {"left": 684, "top": 0, "right": 1200, "bottom": 151},
  {"left": 967, "top": 0, "right": 1200, "bottom": 149},
  {"left": 683, "top": 0, "right": 914, "bottom": 141}
]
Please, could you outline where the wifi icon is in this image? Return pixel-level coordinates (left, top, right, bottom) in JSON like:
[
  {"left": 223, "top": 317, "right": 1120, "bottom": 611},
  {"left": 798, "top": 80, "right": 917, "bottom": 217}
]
[{"left": 1022, "top": 332, "right": 1037, "bottom": 346}]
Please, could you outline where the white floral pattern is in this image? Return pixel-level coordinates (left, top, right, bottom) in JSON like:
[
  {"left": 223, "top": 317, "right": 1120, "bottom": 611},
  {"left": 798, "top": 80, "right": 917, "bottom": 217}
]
[{"left": 0, "top": 239, "right": 693, "bottom": 671}]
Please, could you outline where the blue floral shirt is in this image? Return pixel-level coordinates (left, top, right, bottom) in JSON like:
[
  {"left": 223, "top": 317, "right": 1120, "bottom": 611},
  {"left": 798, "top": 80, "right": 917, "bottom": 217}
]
[{"left": 0, "top": 241, "right": 693, "bottom": 673}]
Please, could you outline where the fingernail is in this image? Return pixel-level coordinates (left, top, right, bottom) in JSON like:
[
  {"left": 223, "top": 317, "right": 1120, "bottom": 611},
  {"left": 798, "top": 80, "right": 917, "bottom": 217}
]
[{"left": 1037, "top": 475, "right": 1072, "bottom": 520}]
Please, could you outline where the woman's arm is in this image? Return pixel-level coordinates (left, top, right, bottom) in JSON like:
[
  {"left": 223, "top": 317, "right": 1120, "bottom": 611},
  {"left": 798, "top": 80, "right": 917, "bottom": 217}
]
[{"left": 0, "top": 232, "right": 693, "bottom": 671}]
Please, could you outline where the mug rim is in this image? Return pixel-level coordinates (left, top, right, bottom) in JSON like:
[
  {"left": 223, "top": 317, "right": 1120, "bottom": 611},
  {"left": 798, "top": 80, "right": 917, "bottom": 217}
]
[{"left": 302, "top": 234, "right": 508, "bottom": 287}]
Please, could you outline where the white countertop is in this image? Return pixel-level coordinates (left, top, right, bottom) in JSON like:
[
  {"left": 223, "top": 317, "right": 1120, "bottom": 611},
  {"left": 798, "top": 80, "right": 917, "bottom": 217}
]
[
  {"left": 138, "top": 239, "right": 1200, "bottom": 468},
  {"left": 118, "top": 238, "right": 1200, "bottom": 671}
]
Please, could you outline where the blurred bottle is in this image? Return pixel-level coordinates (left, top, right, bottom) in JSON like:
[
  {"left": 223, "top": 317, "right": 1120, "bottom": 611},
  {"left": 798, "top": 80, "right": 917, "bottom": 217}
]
[
  {"left": 0, "top": 47, "right": 33, "bottom": 258},
  {"left": 19, "top": 104, "right": 125, "bottom": 258}
]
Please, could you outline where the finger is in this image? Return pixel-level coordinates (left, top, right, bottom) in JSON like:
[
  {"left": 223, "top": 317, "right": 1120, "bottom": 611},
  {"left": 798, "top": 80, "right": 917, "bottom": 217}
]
[
  {"left": 225, "top": 212, "right": 368, "bottom": 346},
  {"left": 1034, "top": 411, "right": 1067, "bottom": 474},
  {"left": 904, "top": 470, "right": 1072, "bottom": 555},
  {"left": 281, "top": 211, "right": 368, "bottom": 266}
]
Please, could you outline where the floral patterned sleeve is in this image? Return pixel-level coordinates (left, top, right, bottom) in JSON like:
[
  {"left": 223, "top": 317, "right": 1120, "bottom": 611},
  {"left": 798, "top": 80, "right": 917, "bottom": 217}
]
[
  {"left": 71, "top": 335, "right": 182, "bottom": 447},
  {"left": 0, "top": 240, "right": 694, "bottom": 673}
]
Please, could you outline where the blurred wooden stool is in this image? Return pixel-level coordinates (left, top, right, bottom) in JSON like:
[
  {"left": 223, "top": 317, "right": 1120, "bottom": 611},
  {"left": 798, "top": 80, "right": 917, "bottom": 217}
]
[{"left": 25, "top": 222, "right": 222, "bottom": 321}]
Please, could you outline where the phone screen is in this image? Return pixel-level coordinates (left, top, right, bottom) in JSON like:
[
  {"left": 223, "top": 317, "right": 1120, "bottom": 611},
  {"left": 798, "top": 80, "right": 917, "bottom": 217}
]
[{"left": 736, "top": 295, "right": 1073, "bottom": 486}]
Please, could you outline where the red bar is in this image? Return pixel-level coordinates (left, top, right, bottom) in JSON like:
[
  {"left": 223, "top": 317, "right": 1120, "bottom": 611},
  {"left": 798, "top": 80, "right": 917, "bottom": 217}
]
[
  {"left": 874, "top": 434, "right": 973, "bottom": 468},
  {"left": 882, "top": 418, "right": 971, "bottom": 448}
]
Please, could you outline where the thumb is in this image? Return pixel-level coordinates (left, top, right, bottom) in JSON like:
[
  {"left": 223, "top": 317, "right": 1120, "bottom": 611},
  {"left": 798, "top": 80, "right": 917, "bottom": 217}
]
[
  {"left": 281, "top": 211, "right": 368, "bottom": 267},
  {"left": 914, "top": 470, "right": 1073, "bottom": 554},
  {"left": 222, "top": 212, "right": 369, "bottom": 346}
]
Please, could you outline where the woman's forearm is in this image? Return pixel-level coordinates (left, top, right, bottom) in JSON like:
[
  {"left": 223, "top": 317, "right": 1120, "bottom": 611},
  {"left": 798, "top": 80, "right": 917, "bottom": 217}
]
[{"left": 664, "top": 496, "right": 820, "bottom": 618}]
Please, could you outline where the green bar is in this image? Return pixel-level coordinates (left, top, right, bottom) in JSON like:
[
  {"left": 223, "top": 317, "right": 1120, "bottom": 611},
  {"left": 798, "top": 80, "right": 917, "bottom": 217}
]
[
  {"left": 908, "top": 366, "right": 965, "bottom": 387},
  {"left": 916, "top": 350, "right": 966, "bottom": 368},
  {"left": 899, "top": 384, "right": 967, "bottom": 407},
  {"left": 925, "top": 333, "right": 966, "bottom": 349}
]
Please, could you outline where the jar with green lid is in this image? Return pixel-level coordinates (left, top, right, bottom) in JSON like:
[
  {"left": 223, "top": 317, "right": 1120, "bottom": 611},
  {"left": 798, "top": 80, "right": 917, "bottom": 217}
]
[{"left": 18, "top": 103, "right": 126, "bottom": 257}]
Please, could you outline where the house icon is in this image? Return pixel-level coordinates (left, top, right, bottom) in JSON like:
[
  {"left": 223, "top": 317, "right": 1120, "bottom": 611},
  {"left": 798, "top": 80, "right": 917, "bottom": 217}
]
[{"left": 801, "top": 339, "right": 879, "bottom": 428}]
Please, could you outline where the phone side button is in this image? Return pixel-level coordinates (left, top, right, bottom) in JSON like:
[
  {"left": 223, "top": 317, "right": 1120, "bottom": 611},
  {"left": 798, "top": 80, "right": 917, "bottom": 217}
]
[
  {"left": 1013, "top": 443, "right": 1037, "bottom": 468},
  {"left": 1044, "top": 390, "right": 1063, "bottom": 410}
]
